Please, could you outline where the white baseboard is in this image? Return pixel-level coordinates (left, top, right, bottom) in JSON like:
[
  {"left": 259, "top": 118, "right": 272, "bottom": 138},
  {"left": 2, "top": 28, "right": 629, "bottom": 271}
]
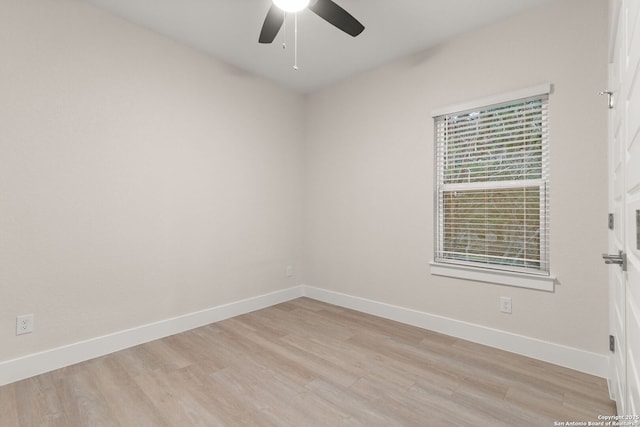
[
  {"left": 0, "top": 286, "right": 304, "bottom": 387},
  {"left": 301, "top": 285, "right": 609, "bottom": 378},
  {"left": 0, "top": 284, "right": 609, "bottom": 387}
]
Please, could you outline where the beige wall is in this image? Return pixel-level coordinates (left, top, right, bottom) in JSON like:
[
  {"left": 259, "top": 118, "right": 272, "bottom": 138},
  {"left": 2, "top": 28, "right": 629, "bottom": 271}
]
[
  {"left": 1, "top": 0, "right": 610, "bottom": 366},
  {"left": 304, "top": 0, "right": 610, "bottom": 354},
  {"left": 0, "top": 0, "right": 305, "bottom": 361}
]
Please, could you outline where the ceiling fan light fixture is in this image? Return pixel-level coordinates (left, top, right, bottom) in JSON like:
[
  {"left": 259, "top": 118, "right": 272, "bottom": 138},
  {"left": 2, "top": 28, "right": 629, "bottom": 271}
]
[{"left": 273, "top": 0, "right": 310, "bottom": 13}]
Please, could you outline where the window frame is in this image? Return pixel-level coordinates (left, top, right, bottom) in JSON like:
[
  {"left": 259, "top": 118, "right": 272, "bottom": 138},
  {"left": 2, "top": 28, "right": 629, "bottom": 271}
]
[{"left": 430, "top": 84, "right": 555, "bottom": 291}]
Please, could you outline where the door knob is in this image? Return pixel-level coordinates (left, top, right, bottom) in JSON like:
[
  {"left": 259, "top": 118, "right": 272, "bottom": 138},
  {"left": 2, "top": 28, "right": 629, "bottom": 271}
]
[
  {"left": 600, "top": 91, "right": 614, "bottom": 109},
  {"left": 602, "top": 251, "right": 627, "bottom": 271}
]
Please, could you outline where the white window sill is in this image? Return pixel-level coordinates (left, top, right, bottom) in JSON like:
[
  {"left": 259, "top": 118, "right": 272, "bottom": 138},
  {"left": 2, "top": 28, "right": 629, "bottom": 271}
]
[{"left": 430, "top": 262, "right": 556, "bottom": 292}]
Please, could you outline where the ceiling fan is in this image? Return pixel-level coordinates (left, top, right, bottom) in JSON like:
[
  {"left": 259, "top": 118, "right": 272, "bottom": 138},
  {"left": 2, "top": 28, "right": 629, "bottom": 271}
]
[{"left": 259, "top": 0, "right": 365, "bottom": 44}]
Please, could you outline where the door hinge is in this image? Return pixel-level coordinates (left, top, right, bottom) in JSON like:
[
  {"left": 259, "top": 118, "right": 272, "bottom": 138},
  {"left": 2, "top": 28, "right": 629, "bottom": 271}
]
[
  {"left": 636, "top": 209, "right": 640, "bottom": 250},
  {"left": 609, "top": 335, "right": 615, "bottom": 352},
  {"left": 608, "top": 213, "right": 614, "bottom": 230}
]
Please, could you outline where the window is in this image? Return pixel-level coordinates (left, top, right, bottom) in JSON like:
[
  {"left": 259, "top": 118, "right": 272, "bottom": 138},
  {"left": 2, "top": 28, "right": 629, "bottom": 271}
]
[{"left": 431, "top": 84, "right": 553, "bottom": 291}]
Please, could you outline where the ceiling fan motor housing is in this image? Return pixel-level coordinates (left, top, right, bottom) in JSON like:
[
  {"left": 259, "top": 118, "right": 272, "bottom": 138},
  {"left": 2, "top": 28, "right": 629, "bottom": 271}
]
[{"left": 273, "top": 0, "right": 310, "bottom": 13}]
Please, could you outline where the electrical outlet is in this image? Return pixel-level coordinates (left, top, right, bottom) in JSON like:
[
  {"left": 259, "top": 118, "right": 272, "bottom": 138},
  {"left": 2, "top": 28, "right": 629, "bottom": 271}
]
[
  {"left": 499, "top": 297, "right": 512, "bottom": 314},
  {"left": 16, "top": 314, "right": 34, "bottom": 335},
  {"left": 286, "top": 266, "right": 294, "bottom": 277}
]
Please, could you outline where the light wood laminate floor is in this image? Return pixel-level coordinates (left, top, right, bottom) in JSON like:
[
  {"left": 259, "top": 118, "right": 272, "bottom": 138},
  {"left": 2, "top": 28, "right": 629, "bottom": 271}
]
[{"left": 0, "top": 298, "right": 615, "bottom": 426}]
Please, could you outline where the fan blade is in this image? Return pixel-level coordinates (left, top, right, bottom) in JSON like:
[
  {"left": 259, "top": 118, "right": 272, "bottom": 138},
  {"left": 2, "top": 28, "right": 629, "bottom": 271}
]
[
  {"left": 309, "top": 0, "right": 364, "bottom": 37},
  {"left": 259, "top": 5, "right": 285, "bottom": 43}
]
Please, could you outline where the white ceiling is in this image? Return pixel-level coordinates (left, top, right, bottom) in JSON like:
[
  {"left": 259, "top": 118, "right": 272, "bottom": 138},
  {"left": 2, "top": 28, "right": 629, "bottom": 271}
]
[{"left": 85, "top": 0, "right": 554, "bottom": 93}]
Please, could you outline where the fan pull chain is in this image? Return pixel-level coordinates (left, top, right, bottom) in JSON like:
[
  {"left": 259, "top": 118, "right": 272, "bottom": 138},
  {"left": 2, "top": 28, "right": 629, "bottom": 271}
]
[
  {"left": 282, "top": 12, "right": 287, "bottom": 50},
  {"left": 279, "top": 12, "right": 299, "bottom": 70},
  {"left": 293, "top": 13, "right": 299, "bottom": 70}
]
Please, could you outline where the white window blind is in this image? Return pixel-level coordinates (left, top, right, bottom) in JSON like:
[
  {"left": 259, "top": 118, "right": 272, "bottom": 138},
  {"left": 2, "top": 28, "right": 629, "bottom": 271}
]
[{"left": 434, "top": 92, "right": 549, "bottom": 276}]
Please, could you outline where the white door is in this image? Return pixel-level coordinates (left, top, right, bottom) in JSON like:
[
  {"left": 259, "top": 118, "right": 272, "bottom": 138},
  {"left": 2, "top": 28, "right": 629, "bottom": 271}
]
[{"left": 607, "top": 0, "right": 640, "bottom": 419}]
